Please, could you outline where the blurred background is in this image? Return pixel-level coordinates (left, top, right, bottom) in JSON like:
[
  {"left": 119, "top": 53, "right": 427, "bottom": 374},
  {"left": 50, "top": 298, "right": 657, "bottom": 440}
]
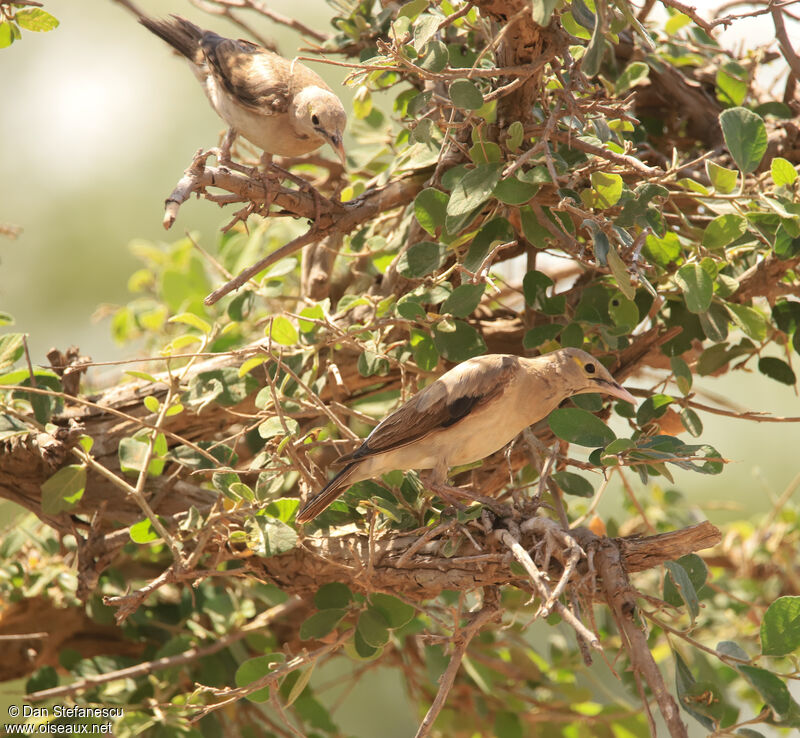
[{"left": 0, "top": 1, "right": 797, "bottom": 733}]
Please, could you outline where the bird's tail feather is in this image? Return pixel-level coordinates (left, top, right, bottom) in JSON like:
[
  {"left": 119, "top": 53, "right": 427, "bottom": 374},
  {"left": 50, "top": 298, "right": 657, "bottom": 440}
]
[
  {"left": 296, "top": 462, "right": 359, "bottom": 523},
  {"left": 139, "top": 15, "right": 204, "bottom": 63}
]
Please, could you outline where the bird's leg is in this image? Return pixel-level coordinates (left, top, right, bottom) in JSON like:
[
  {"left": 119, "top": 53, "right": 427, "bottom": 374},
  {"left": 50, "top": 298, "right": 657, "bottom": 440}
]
[
  {"left": 218, "top": 128, "right": 238, "bottom": 166},
  {"left": 253, "top": 152, "right": 280, "bottom": 214},
  {"left": 426, "top": 479, "right": 507, "bottom": 516},
  {"left": 265, "top": 161, "right": 324, "bottom": 223}
]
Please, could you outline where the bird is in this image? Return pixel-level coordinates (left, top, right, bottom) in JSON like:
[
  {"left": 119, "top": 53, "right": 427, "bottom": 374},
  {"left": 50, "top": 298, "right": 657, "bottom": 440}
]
[
  {"left": 139, "top": 15, "right": 347, "bottom": 165},
  {"left": 296, "top": 348, "right": 637, "bottom": 522}
]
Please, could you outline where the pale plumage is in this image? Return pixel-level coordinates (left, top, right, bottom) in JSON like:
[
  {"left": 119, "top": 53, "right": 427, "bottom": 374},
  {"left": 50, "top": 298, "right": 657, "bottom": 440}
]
[
  {"left": 296, "top": 348, "right": 636, "bottom": 522},
  {"left": 140, "top": 15, "right": 347, "bottom": 163}
]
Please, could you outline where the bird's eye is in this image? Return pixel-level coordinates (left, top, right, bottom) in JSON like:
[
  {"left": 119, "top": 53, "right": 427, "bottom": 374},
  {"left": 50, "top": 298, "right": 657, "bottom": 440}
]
[
  {"left": 311, "top": 114, "right": 320, "bottom": 125},
  {"left": 585, "top": 363, "right": 596, "bottom": 374}
]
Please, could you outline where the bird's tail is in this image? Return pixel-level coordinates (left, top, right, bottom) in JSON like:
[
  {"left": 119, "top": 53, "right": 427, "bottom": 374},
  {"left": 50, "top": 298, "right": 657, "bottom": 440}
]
[
  {"left": 296, "top": 462, "right": 359, "bottom": 523},
  {"left": 139, "top": 15, "right": 205, "bottom": 63}
]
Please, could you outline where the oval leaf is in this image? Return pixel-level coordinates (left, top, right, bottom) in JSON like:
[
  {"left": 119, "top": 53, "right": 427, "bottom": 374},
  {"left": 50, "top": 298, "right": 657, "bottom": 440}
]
[
  {"left": 41, "top": 465, "right": 86, "bottom": 515},
  {"left": 760, "top": 596, "right": 800, "bottom": 656},
  {"left": 449, "top": 79, "right": 484, "bottom": 110},
  {"left": 675, "top": 263, "right": 713, "bottom": 314},
  {"left": 548, "top": 407, "right": 617, "bottom": 447},
  {"left": 446, "top": 163, "right": 503, "bottom": 217},
  {"left": 719, "top": 107, "right": 767, "bottom": 174}
]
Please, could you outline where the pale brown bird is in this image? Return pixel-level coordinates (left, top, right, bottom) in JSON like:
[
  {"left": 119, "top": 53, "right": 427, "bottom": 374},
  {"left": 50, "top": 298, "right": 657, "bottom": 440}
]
[
  {"left": 296, "top": 348, "right": 636, "bottom": 522},
  {"left": 140, "top": 15, "right": 347, "bottom": 164}
]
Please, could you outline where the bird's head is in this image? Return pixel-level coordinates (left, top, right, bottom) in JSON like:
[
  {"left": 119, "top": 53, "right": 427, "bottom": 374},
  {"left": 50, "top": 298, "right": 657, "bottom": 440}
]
[
  {"left": 550, "top": 348, "right": 637, "bottom": 406},
  {"left": 292, "top": 86, "right": 347, "bottom": 165}
]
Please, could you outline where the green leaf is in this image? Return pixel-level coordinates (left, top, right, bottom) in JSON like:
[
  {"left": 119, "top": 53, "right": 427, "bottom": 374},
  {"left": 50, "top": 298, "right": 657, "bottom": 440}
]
[
  {"left": 607, "top": 248, "right": 635, "bottom": 300},
  {"left": 522, "top": 323, "right": 563, "bottom": 349},
  {"left": 725, "top": 302, "right": 767, "bottom": 341},
  {"left": 397, "top": 241, "right": 446, "bottom": 278},
  {"left": 441, "top": 284, "right": 485, "bottom": 318},
  {"left": 715, "top": 62, "right": 747, "bottom": 106},
  {"left": 168, "top": 311, "right": 211, "bottom": 334},
  {"left": 418, "top": 39, "right": 448, "bottom": 72},
  {"left": 719, "top": 107, "right": 767, "bottom": 174},
  {"left": 493, "top": 175, "right": 538, "bottom": 205},
  {"left": 664, "top": 12, "right": 690, "bottom": 34},
  {"left": 506, "top": 121, "right": 524, "bottom": 151},
  {"left": 414, "top": 188, "right": 449, "bottom": 236},
  {"left": 285, "top": 664, "right": 314, "bottom": 707},
  {"left": 449, "top": 79, "right": 484, "bottom": 110},
  {"left": 582, "top": 10, "right": 604, "bottom": 77},
  {"left": 702, "top": 214, "right": 747, "bottom": 250},
  {"left": 758, "top": 356, "right": 796, "bottom": 385},
  {"left": 315, "top": 582, "right": 353, "bottom": 610},
  {"left": 590, "top": 171, "right": 623, "bottom": 208},
  {"left": 738, "top": 665, "right": 791, "bottom": 717},
  {"left": 299, "top": 609, "right": 347, "bottom": 640},
  {"left": 551, "top": 471, "right": 595, "bottom": 497},
  {"left": 671, "top": 356, "right": 693, "bottom": 395},
  {"left": 15, "top": 9, "right": 59, "bottom": 32},
  {"left": 532, "top": 0, "right": 560, "bottom": 26},
  {"left": 664, "top": 561, "right": 700, "bottom": 618},
  {"left": 244, "top": 515, "right": 298, "bottom": 557},
  {"left": 699, "top": 303, "right": 729, "bottom": 342},
  {"left": 370, "top": 593, "right": 415, "bottom": 629},
  {"left": 41, "top": 465, "right": 86, "bottom": 515},
  {"left": 608, "top": 292, "right": 638, "bottom": 328},
  {"left": 674, "top": 652, "right": 715, "bottom": 731},
  {"left": 771, "top": 157, "right": 797, "bottom": 187},
  {"left": 761, "top": 596, "right": 800, "bottom": 656},
  {"left": 680, "top": 407, "right": 703, "bottom": 436},
  {"left": 298, "top": 302, "right": 325, "bottom": 333},
  {"left": 268, "top": 316, "right": 299, "bottom": 346},
  {"left": 410, "top": 329, "right": 439, "bottom": 371},
  {"left": 705, "top": 160, "right": 739, "bottom": 194},
  {"left": 0, "top": 333, "right": 24, "bottom": 370},
  {"left": 615, "top": 61, "right": 649, "bottom": 94},
  {"left": 645, "top": 231, "right": 681, "bottom": 267},
  {"left": 129, "top": 517, "right": 160, "bottom": 544},
  {"left": 412, "top": 12, "right": 439, "bottom": 52},
  {"left": 664, "top": 554, "right": 707, "bottom": 612},
  {"left": 636, "top": 394, "right": 674, "bottom": 424},
  {"left": 446, "top": 163, "right": 503, "bottom": 217},
  {"left": 143, "top": 395, "right": 160, "bottom": 414},
  {"left": 357, "top": 608, "right": 390, "bottom": 647},
  {"left": 0, "top": 22, "right": 16, "bottom": 48},
  {"left": 433, "top": 320, "right": 486, "bottom": 362},
  {"left": 675, "top": 264, "right": 713, "bottom": 314},
  {"left": 235, "top": 655, "right": 281, "bottom": 702},
  {"left": 258, "top": 416, "right": 299, "bottom": 440},
  {"left": 119, "top": 437, "right": 165, "bottom": 477},
  {"left": 548, "top": 408, "right": 616, "bottom": 447}
]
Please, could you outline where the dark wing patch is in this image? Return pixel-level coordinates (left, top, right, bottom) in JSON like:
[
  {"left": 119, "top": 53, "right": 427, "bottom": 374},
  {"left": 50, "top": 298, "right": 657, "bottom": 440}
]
[
  {"left": 336, "top": 355, "right": 518, "bottom": 463},
  {"left": 441, "top": 394, "right": 482, "bottom": 427},
  {"left": 200, "top": 33, "right": 292, "bottom": 113}
]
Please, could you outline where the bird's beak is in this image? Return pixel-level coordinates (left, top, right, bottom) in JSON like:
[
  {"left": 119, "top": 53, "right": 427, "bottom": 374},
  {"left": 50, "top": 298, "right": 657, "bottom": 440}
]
[
  {"left": 603, "top": 381, "right": 637, "bottom": 406},
  {"left": 328, "top": 134, "right": 346, "bottom": 166}
]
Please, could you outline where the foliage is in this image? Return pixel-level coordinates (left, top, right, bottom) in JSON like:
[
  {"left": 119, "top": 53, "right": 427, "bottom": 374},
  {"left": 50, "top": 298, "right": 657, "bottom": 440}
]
[{"left": 1, "top": 0, "right": 800, "bottom": 736}]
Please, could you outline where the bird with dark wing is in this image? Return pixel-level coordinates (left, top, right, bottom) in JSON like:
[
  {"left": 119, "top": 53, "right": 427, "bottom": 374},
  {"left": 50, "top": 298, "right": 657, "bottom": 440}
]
[
  {"left": 140, "top": 15, "right": 347, "bottom": 164},
  {"left": 296, "top": 348, "right": 636, "bottom": 522}
]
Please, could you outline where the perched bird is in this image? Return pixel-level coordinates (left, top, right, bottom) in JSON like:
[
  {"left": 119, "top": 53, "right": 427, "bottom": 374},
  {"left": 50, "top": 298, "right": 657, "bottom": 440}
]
[
  {"left": 139, "top": 15, "right": 347, "bottom": 164},
  {"left": 296, "top": 348, "right": 636, "bottom": 522}
]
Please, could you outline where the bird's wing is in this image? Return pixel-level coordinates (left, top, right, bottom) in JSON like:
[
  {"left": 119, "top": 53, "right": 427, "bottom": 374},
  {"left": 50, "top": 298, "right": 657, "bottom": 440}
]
[
  {"left": 338, "top": 355, "right": 518, "bottom": 463},
  {"left": 200, "top": 34, "right": 295, "bottom": 114}
]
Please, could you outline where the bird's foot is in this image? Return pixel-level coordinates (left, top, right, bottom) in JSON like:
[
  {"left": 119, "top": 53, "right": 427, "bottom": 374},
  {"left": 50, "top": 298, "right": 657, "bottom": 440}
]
[
  {"left": 427, "top": 480, "right": 506, "bottom": 517},
  {"left": 215, "top": 128, "right": 238, "bottom": 168}
]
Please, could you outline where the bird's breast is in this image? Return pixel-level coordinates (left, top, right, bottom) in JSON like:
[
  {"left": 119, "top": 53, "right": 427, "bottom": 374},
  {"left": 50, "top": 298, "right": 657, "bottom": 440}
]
[{"left": 204, "top": 76, "right": 324, "bottom": 156}]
